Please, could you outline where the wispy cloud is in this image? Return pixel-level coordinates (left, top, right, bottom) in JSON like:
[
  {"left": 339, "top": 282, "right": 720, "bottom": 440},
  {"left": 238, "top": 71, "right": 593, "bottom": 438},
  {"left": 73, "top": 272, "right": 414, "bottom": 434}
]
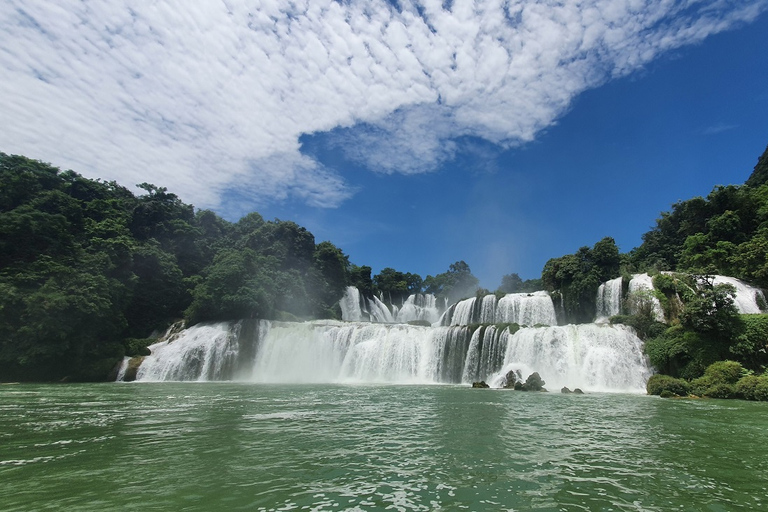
[
  {"left": 703, "top": 123, "right": 740, "bottom": 135},
  {"left": 1, "top": 0, "right": 765, "bottom": 210}
]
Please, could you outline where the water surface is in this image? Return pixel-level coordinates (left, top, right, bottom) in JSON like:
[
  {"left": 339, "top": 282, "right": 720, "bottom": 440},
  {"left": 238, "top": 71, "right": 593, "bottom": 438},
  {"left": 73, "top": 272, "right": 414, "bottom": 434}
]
[{"left": 1, "top": 384, "right": 766, "bottom": 511}]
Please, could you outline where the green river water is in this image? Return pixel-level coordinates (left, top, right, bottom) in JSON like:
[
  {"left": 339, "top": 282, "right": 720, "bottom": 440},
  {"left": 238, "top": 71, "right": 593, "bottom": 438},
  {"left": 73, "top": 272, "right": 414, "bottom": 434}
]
[{"left": 1, "top": 383, "right": 766, "bottom": 511}]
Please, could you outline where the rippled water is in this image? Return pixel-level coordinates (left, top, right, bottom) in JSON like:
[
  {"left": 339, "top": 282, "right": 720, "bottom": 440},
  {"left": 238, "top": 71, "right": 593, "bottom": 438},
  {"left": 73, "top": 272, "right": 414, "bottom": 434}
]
[{"left": 1, "top": 384, "right": 767, "bottom": 511}]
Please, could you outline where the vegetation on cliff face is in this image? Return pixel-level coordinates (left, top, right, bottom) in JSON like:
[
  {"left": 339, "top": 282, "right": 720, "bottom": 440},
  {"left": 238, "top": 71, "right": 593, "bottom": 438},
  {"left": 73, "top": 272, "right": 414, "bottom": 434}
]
[{"left": 0, "top": 153, "right": 351, "bottom": 381}]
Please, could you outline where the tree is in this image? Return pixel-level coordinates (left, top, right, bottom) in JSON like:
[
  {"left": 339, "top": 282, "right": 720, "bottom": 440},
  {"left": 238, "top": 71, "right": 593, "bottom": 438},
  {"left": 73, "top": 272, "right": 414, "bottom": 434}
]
[
  {"left": 498, "top": 273, "right": 523, "bottom": 293},
  {"left": 424, "top": 261, "right": 479, "bottom": 304},
  {"left": 312, "top": 241, "right": 350, "bottom": 314},
  {"left": 374, "top": 267, "right": 423, "bottom": 304}
]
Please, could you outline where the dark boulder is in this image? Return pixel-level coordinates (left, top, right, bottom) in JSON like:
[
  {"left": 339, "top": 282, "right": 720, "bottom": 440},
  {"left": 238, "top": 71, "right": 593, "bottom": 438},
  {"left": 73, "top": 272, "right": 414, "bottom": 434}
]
[
  {"left": 472, "top": 381, "right": 490, "bottom": 388},
  {"left": 573, "top": 388, "right": 584, "bottom": 394},
  {"left": 521, "top": 372, "right": 546, "bottom": 391},
  {"left": 122, "top": 356, "right": 145, "bottom": 382},
  {"left": 502, "top": 370, "right": 518, "bottom": 389},
  {"left": 561, "top": 386, "right": 572, "bottom": 393}
]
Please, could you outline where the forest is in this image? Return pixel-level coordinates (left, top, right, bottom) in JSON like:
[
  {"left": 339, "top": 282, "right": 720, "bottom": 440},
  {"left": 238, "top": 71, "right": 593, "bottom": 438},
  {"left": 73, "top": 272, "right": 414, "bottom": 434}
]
[{"left": 1, "top": 143, "right": 767, "bottom": 389}]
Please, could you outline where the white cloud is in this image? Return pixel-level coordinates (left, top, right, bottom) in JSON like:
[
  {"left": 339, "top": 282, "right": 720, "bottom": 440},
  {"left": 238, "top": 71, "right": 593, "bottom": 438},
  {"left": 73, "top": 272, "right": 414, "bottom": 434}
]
[{"left": 0, "top": 0, "right": 765, "bottom": 210}]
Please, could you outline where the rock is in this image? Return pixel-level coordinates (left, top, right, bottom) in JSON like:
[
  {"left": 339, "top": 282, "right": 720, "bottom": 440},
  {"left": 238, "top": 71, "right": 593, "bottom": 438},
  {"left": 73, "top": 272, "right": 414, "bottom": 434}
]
[
  {"left": 472, "top": 381, "right": 490, "bottom": 388},
  {"left": 502, "top": 370, "right": 518, "bottom": 389},
  {"left": 122, "top": 356, "right": 146, "bottom": 382},
  {"left": 573, "top": 388, "right": 584, "bottom": 394},
  {"left": 522, "top": 372, "right": 546, "bottom": 391},
  {"left": 561, "top": 386, "right": 572, "bottom": 393}
]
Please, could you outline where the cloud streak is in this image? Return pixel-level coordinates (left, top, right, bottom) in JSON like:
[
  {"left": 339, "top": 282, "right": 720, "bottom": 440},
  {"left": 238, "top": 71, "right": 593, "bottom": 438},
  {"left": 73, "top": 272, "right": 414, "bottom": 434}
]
[{"left": 1, "top": 0, "right": 765, "bottom": 210}]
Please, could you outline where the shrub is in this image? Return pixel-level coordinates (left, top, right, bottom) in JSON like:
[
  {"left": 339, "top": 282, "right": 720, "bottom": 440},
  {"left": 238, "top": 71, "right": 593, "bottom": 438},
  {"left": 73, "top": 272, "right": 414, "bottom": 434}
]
[
  {"left": 702, "top": 360, "right": 744, "bottom": 384},
  {"left": 731, "top": 314, "right": 768, "bottom": 372},
  {"left": 735, "top": 374, "right": 768, "bottom": 401},
  {"left": 757, "top": 378, "right": 768, "bottom": 401},
  {"left": 702, "top": 383, "right": 736, "bottom": 399},
  {"left": 124, "top": 337, "right": 155, "bottom": 357},
  {"left": 646, "top": 374, "right": 689, "bottom": 396}
]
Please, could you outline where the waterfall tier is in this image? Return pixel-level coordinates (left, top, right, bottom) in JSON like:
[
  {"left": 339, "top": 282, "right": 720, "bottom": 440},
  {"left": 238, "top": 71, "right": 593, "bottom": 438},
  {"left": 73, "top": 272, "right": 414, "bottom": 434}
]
[
  {"left": 488, "top": 324, "right": 651, "bottom": 393},
  {"left": 712, "top": 275, "right": 766, "bottom": 314},
  {"left": 130, "top": 319, "right": 650, "bottom": 392},
  {"left": 627, "top": 274, "right": 666, "bottom": 322},
  {"left": 595, "top": 277, "right": 623, "bottom": 322},
  {"left": 340, "top": 287, "right": 440, "bottom": 324},
  {"left": 441, "top": 291, "right": 557, "bottom": 326}
]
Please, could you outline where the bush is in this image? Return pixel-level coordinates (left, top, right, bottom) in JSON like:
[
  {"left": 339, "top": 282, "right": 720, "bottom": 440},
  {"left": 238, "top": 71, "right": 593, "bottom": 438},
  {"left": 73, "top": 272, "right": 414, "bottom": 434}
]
[
  {"left": 731, "top": 314, "right": 768, "bottom": 371},
  {"left": 124, "top": 337, "right": 155, "bottom": 357},
  {"left": 690, "top": 360, "right": 746, "bottom": 396},
  {"left": 702, "top": 383, "right": 736, "bottom": 399},
  {"left": 702, "top": 360, "right": 744, "bottom": 384},
  {"left": 735, "top": 374, "right": 768, "bottom": 401},
  {"left": 647, "top": 374, "right": 690, "bottom": 396},
  {"left": 644, "top": 326, "right": 700, "bottom": 377}
]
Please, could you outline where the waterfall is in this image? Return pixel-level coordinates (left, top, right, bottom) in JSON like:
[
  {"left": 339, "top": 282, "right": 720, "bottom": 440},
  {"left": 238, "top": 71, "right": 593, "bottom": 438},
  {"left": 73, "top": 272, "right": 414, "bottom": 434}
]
[
  {"left": 340, "top": 286, "right": 365, "bottom": 322},
  {"left": 128, "top": 319, "right": 652, "bottom": 392},
  {"left": 136, "top": 322, "right": 243, "bottom": 381},
  {"left": 496, "top": 291, "right": 558, "bottom": 326},
  {"left": 441, "top": 292, "right": 557, "bottom": 326},
  {"left": 487, "top": 324, "right": 651, "bottom": 393},
  {"left": 340, "top": 287, "right": 441, "bottom": 323},
  {"left": 461, "top": 325, "right": 509, "bottom": 383},
  {"left": 395, "top": 293, "right": 441, "bottom": 324},
  {"left": 712, "top": 275, "right": 767, "bottom": 314},
  {"left": 595, "top": 277, "right": 623, "bottom": 322},
  {"left": 628, "top": 274, "right": 665, "bottom": 322}
]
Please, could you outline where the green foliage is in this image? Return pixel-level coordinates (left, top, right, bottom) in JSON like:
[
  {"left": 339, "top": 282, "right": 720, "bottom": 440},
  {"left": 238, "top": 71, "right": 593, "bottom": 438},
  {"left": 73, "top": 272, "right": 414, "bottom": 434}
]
[
  {"left": 630, "top": 148, "right": 768, "bottom": 287},
  {"left": 678, "top": 278, "right": 742, "bottom": 357},
  {"left": 374, "top": 267, "right": 423, "bottom": 305},
  {"left": 424, "top": 261, "right": 479, "bottom": 304},
  {"left": 124, "top": 338, "right": 155, "bottom": 357},
  {"left": 646, "top": 374, "right": 690, "bottom": 396},
  {"left": 734, "top": 374, "right": 768, "bottom": 401},
  {"left": 349, "top": 265, "right": 374, "bottom": 297},
  {"left": 0, "top": 153, "right": 355, "bottom": 381},
  {"left": 497, "top": 273, "right": 542, "bottom": 294},
  {"left": 541, "top": 237, "right": 620, "bottom": 323},
  {"left": 612, "top": 289, "right": 666, "bottom": 340},
  {"left": 744, "top": 143, "right": 768, "bottom": 188},
  {"left": 689, "top": 360, "right": 746, "bottom": 398},
  {"left": 701, "top": 360, "right": 745, "bottom": 384},
  {"left": 185, "top": 249, "right": 275, "bottom": 324},
  {"left": 731, "top": 314, "right": 768, "bottom": 372},
  {"left": 643, "top": 325, "right": 702, "bottom": 378}
]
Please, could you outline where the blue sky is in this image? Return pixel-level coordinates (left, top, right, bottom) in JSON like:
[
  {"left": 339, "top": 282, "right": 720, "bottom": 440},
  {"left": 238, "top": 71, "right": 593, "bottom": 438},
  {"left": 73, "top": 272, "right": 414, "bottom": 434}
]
[{"left": 2, "top": 1, "right": 768, "bottom": 289}]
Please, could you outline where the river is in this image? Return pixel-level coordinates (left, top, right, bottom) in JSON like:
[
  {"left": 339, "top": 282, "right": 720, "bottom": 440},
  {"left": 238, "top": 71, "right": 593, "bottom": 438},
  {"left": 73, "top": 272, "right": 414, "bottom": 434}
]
[{"left": 1, "top": 383, "right": 766, "bottom": 511}]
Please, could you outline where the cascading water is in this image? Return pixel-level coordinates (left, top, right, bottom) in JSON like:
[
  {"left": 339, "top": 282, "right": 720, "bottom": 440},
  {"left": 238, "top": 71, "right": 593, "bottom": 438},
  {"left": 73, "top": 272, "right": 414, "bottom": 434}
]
[
  {"left": 441, "top": 292, "right": 557, "bottom": 326},
  {"left": 461, "top": 325, "right": 509, "bottom": 383},
  {"left": 340, "top": 287, "right": 439, "bottom": 323},
  {"left": 712, "top": 275, "right": 767, "bottom": 314},
  {"left": 395, "top": 294, "right": 441, "bottom": 324},
  {"left": 136, "top": 322, "right": 242, "bottom": 381},
  {"left": 628, "top": 274, "right": 665, "bottom": 322},
  {"left": 487, "top": 324, "right": 652, "bottom": 393},
  {"left": 128, "top": 318, "right": 652, "bottom": 392},
  {"left": 595, "top": 277, "right": 623, "bottom": 322},
  {"left": 496, "top": 292, "right": 558, "bottom": 326}
]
